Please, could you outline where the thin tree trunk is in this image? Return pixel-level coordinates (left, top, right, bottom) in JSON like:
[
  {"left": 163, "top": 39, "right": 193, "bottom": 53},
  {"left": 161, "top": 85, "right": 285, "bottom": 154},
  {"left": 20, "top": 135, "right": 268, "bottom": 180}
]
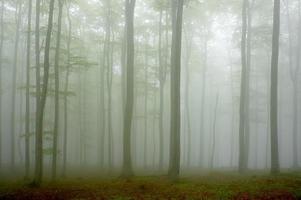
[
  {"left": 144, "top": 39, "right": 149, "bottom": 168},
  {"left": 270, "top": 0, "right": 280, "bottom": 175},
  {"left": 11, "top": 1, "right": 22, "bottom": 171},
  {"left": 168, "top": 0, "right": 184, "bottom": 180},
  {"left": 244, "top": 0, "right": 254, "bottom": 169},
  {"left": 121, "top": 0, "right": 136, "bottom": 178},
  {"left": 52, "top": 0, "right": 63, "bottom": 181},
  {"left": 62, "top": 3, "right": 72, "bottom": 178},
  {"left": 210, "top": 94, "right": 219, "bottom": 169},
  {"left": 158, "top": 8, "right": 164, "bottom": 170},
  {"left": 25, "top": 0, "right": 33, "bottom": 180},
  {"left": 200, "top": 32, "right": 208, "bottom": 167},
  {"left": 238, "top": 0, "right": 248, "bottom": 173},
  {"left": 34, "top": 0, "right": 42, "bottom": 186},
  {"left": 0, "top": 0, "right": 4, "bottom": 170},
  {"left": 34, "top": 0, "right": 55, "bottom": 186},
  {"left": 291, "top": 0, "right": 301, "bottom": 169},
  {"left": 184, "top": 28, "right": 192, "bottom": 168}
]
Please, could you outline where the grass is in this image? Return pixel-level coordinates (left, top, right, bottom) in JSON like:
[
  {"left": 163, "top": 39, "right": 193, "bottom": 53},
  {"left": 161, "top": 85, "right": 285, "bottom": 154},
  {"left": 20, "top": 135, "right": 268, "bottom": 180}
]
[{"left": 0, "top": 172, "right": 301, "bottom": 199}]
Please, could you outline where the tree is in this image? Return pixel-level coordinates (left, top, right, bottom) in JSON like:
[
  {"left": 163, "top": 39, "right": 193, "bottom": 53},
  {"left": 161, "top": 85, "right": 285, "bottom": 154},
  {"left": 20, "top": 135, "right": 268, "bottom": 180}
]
[
  {"left": 52, "top": 0, "right": 63, "bottom": 180},
  {"left": 34, "top": 0, "right": 41, "bottom": 185},
  {"left": 62, "top": 2, "right": 72, "bottom": 177},
  {"left": 0, "top": 0, "right": 4, "bottom": 170},
  {"left": 121, "top": 0, "right": 136, "bottom": 178},
  {"left": 238, "top": 0, "right": 248, "bottom": 173},
  {"left": 168, "top": 0, "right": 184, "bottom": 180},
  {"left": 270, "top": 0, "right": 280, "bottom": 175},
  {"left": 210, "top": 93, "right": 219, "bottom": 169},
  {"left": 104, "top": 0, "right": 114, "bottom": 169},
  {"left": 286, "top": 0, "right": 301, "bottom": 169},
  {"left": 10, "top": 1, "right": 22, "bottom": 171},
  {"left": 25, "top": 0, "right": 33, "bottom": 180},
  {"left": 34, "top": 0, "right": 55, "bottom": 186}
]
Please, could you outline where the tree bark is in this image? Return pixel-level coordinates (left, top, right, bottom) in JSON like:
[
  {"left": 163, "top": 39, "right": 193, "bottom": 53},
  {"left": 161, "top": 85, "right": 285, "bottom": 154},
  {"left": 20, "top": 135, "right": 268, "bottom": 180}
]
[
  {"left": 121, "top": 0, "right": 136, "bottom": 178},
  {"left": 62, "top": 3, "right": 72, "bottom": 178},
  {"left": 52, "top": 0, "right": 63, "bottom": 181},
  {"left": 25, "top": 0, "right": 33, "bottom": 180},
  {"left": 34, "top": 0, "right": 55, "bottom": 186},
  {"left": 34, "top": 0, "right": 41, "bottom": 185},
  {"left": 10, "top": 1, "right": 22, "bottom": 171},
  {"left": 168, "top": 0, "right": 184, "bottom": 181},
  {"left": 0, "top": 0, "right": 4, "bottom": 170},
  {"left": 238, "top": 0, "right": 248, "bottom": 173},
  {"left": 270, "top": 0, "right": 280, "bottom": 175}
]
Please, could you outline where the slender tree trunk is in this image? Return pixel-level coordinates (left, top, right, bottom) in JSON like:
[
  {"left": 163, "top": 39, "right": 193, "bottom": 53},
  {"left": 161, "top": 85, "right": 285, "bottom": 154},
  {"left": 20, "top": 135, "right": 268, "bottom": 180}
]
[
  {"left": 210, "top": 94, "right": 219, "bottom": 169},
  {"left": 11, "top": 1, "right": 22, "bottom": 171},
  {"left": 99, "top": 40, "right": 106, "bottom": 168},
  {"left": 168, "top": 0, "right": 184, "bottom": 180},
  {"left": 200, "top": 32, "right": 208, "bottom": 167},
  {"left": 108, "top": 32, "right": 114, "bottom": 170},
  {"left": 159, "top": 9, "right": 169, "bottom": 171},
  {"left": 291, "top": 0, "right": 301, "bottom": 169},
  {"left": 270, "top": 0, "right": 280, "bottom": 175},
  {"left": 121, "top": 1, "right": 127, "bottom": 114},
  {"left": 62, "top": 3, "right": 72, "bottom": 178},
  {"left": 52, "top": 0, "right": 63, "bottom": 181},
  {"left": 244, "top": 0, "right": 254, "bottom": 169},
  {"left": 0, "top": 0, "right": 4, "bottom": 170},
  {"left": 34, "top": 0, "right": 55, "bottom": 186},
  {"left": 184, "top": 29, "right": 192, "bottom": 168},
  {"left": 25, "top": 0, "right": 33, "bottom": 180},
  {"left": 104, "top": 0, "right": 113, "bottom": 170},
  {"left": 144, "top": 39, "right": 149, "bottom": 168},
  {"left": 158, "top": 8, "right": 164, "bottom": 170},
  {"left": 34, "top": 0, "right": 42, "bottom": 186},
  {"left": 238, "top": 0, "right": 248, "bottom": 173},
  {"left": 121, "top": 0, "right": 136, "bottom": 178}
]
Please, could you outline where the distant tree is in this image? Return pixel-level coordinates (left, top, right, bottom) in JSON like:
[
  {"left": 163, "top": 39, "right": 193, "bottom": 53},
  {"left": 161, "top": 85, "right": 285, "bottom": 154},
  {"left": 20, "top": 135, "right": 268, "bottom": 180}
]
[
  {"left": 34, "top": 0, "right": 42, "bottom": 185},
  {"left": 168, "top": 0, "right": 184, "bottom": 180},
  {"left": 270, "top": 0, "right": 280, "bottom": 175},
  {"left": 10, "top": 1, "right": 22, "bottom": 171},
  {"left": 121, "top": 0, "right": 136, "bottom": 178},
  {"left": 25, "top": 0, "right": 33, "bottom": 180},
  {"left": 52, "top": 0, "right": 63, "bottom": 181},
  {"left": 239, "top": 0, "right": 248, "bottom": 173},
  {"left": 0, "top": 0, "right": 4, "bottom": 170},
  {"left": 62, "top": 2, "right": 72, "bottom": 178},
  {"left": 34, "top": 0, "right": 55, "bottom": 186},
  {"left": 210, "top": 93, "right": 219, "bottom": 169}
]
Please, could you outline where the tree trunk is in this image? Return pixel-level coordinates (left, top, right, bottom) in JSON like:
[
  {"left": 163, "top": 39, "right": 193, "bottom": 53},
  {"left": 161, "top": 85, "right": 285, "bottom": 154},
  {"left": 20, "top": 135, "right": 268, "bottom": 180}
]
[
  {"left": 34, "top": 0, "right": 42, "bottom": 185},
  {"left": 144, "top": 38, "right": 149, "bottom": 168},
  {"left": 168, "top": 0, "right": 184, "bottom": 181},
  {"left": 158, "top": 8, "right": 164, "bottom": 170},
  {"left": 270, "top": 0, "right": 280, "bottom": 175},
  {"left": 291, "top": 0, "right": 301, "bottom": 169},
  {"left": 121, "top": 0, "right": 136, "bottom": 178},
  {"left": 62, "top": 3, "right": 72, "bottom": 178},
  {"left": 244, "top": 0, "right": 254, "bottom": 170},
  {"left": 52, "top": 0, "right": 63, "bottom": 181},
  {"left": 210, "top": 94, "right": 219, "bottom": 169},
  {"left": 34, "top": 0, "right": 55, "bottom": 186},
  {"left": 0, "top": 0, "right": 4, "bottom": 170},
  {"left": 238, "top": 0, "right": 248, "bottom": 173},
  {"left": 25, "top": 0, "right": 33, "bottom": 180},
  {"left": 200, "top": 32, "right": 208, "bottom": 167},
  {"left": 11, "top": 1, "right": 22, "bottom": 171},
  {"left": 184, "top": 28, "right": 192, "bottom": 168}
]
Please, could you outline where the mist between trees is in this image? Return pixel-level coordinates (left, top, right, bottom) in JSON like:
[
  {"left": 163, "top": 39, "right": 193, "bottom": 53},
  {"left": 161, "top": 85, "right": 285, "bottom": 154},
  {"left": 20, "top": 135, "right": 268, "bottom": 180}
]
[{"left": 0, "top": 0, "right": 299, "bottom": 185}]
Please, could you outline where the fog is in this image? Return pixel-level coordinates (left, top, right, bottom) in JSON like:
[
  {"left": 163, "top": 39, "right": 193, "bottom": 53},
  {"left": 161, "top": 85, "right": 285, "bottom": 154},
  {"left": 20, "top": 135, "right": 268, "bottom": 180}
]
[{"left": 0, "top": 0, "right": 300, "bottom": 184}]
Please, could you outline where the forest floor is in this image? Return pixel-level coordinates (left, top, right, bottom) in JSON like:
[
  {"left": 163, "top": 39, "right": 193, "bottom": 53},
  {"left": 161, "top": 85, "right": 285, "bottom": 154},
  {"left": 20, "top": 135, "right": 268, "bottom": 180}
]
[{"left": 0, "top": 171, "right": 301, "bottom": 200}]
